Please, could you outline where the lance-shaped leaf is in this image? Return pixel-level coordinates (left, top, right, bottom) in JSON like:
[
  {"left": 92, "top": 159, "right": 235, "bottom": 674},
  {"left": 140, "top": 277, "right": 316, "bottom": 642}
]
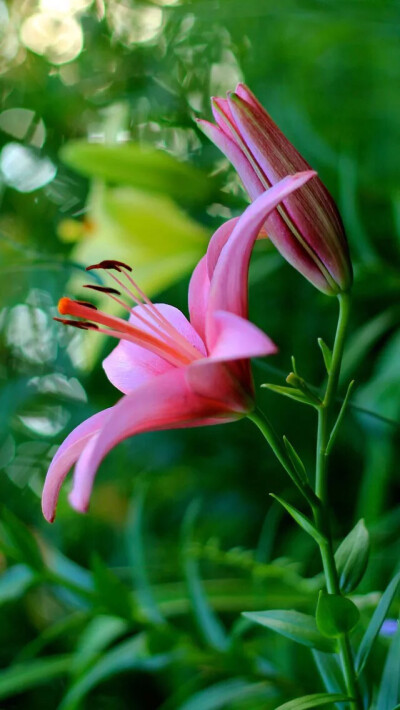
[
  {"left": 318, "top": 338, "right": 332, "bottom": 374},
  {"left": 334, "top": 519, "right": 370, "bottom": 593},
  {"left": 262, "top": 383, "right": 320, "bottom": 407},
  {"left": 274, "top": 692, "right": 351, "bottom": 710},
  {"left": 316, "top": 591, "right": 360, "bottom": 637},
  {"left": 60, "top": 140, "right": 215, "bottom": 206},
  {"left": 283, "top": 436, "right": 309, "bottom": 486},
  {"left": 356, "top": 571, "right": 400, "bottom": 674},
  {"left": 242, "top": 610, "right": 336, "bottom": 653},
  {"left": 376, "top": 620, "right": 400, "bottom": 710},
  {"left": 271, "top": 494, "right": 327, "bottom": 547}
]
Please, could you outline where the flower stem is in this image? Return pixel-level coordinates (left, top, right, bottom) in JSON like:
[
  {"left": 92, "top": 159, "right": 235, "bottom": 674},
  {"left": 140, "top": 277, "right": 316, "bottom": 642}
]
[
  {"left": 251, "top": 291, "right": 363, "bottom": 708},
  {"left": 313, "top": 292, "right": 363, "bottom": 710}
]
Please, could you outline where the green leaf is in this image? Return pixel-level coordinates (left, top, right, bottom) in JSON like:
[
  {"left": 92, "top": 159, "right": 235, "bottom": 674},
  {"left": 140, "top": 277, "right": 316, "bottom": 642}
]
[
  {"left": 91, "top": 554, "right": 135, "bottom": 620},
  {"left": 283, "top": 436, "right": 308, "bottom": 486},
  {"left": 318, "top": 338, "right": 333, "bottom": 374},
  {"left": 334, "top": 519, "right": 370, "bottom": 593},
  {"left": 176, "top": 678, "right": 273, "bottom": 710},
  {"left": 60, "top": 141, "right": 214, "bottom": 206},
  {"left": 356, "top": 571, "right": 400, "bottom": 674},
  {"left": 181, "top": 501, "right": 228, "bottom": 652},
  {"left": 71, "top": 615, "right": 129, "bottom": 676},
  {"left": 270, "top": 495, "right": 328, "bottom": 547},
  {"left": 274, "top": 692, "right": 351, "bottom": 710},
  {"left": 286, "top": 373, "right": 322, "bottom": 405},
  {"left": 376, "top": 621, "right": 400, "bottom": 710},
  {"left": 311, "top": 650, "right": 346, "bottom": 695},
  {"left": 316, "top": 591, "right": 360, "bottom": 637},
  {"left": 242, "top": 610, "right": 336, "bottom": 653},
  {"left": 262, "top": 383, "right": 320, "bottom": 407},
  {"left": 0, "top": 510, "right": 44, "bottom": 571},
  {"left": 0, "top": 656, "right": 71, "bottom": 700},
  {"left": 59, "top": 634, "right": 171, "bottom": 710},
  {"left": 125, "top": 483, "right": 164, "bottom": 625},
  {"left": 326, "top": 381, "right": 356, "bottom": 456},
  {"left": 0, "top": 564, "right": 35, "bottom": 604}
]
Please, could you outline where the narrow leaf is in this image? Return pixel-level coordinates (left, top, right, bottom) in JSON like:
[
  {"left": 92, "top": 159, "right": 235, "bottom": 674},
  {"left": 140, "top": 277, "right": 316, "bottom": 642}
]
[
  {"left": 182, "top": 501, "right": 228, "bottom": 652},
  {"left": 326, "top": 381, "right": 356, "bottom": 455},
  {"left": 376, "top": 620, "right": 400, "bottom": 710},
  {"left": 356, "top": 571, "right": 400, "bottom": 674},
  {"left": 283, "top": 436, "right": 308, "bottom": 485},
  {"left": 0, "top": 564, "right": 35, "bottom": 605},
  {"left": 318, "top": 338, "right": 333, "bottom": 374},
  {"left": 91, "top": 554, "right": 135, "bottom": 620},
  {"left": 126, "top": 483, "right": 164, "bottom": 624},
  {"left": 271, "top": 495, "right": 327, "bottom": 546},
  {"left": 312, "top": 650, "right": 345, "bottom": 695},
  {"left": 286, "top": 373, "right": 322, "bottom": 405},
  {"left": 176, "top": 678, "right": 273, "bottom": 710},
  {"left": 60, "top": 141, "right": 214, "bottom": 206},
  {"left": 1, "top": 510, "right": 44, "bottom": 571},
  {"left": 59, "top": 634, "right": 171, "bottom": 710},
  {"left": 274, "top": 692, "right": 351, "bottom": 710},
  {"left": 242, "top": 610, "right": 336, "bottom": 653},
  {"left": 334, "top": 519, "right": 370, "bottom": 593},
  {"left": 262, "top": 383, "right": 319, "bottom": 406},
  {"left": 316, "top": 591, "right": 360, "bottom": 637},
  {"left": 0, "top": 656, "right": 71, "bottom": 700}
]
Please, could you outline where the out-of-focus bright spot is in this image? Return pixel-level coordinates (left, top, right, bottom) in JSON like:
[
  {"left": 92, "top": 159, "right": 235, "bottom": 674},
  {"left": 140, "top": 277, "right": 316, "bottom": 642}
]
[
  {"left": 0, "top": 1, "right": 23, "bottom": 74},
  {"left": 6, "top": 305, "right": 57, "bottom": 364},
  {"left": 28, "top": 373, "right": 87, "bottom": 402},
  {"left": 0, "top": 109, "right": 46, "bottom": 148},
  {"left": 210, "top": 50, "right": 243, "bottom": 96},
  {"left": 153, "top": 0, "right": 180, "bottom": 5},
  {"left": 5, "top": 441, "right": 53, "bottom": 488},
  {"left": 39, "top": 0, "right": 92, "bottom": 14},
  {"left": 18, "top": 407, "right": 70, "bottom": 437},
  {"left": 20, "top": 13, "right": 83, "bottom": 64},
  {"left": 57, "top": 217, "right": 85, "bottom": 241},
  {"left": 107, "top": 2, "right": 163, "bottom": 46},
  {"left": 1, "top": 143, "right": 56, "bottom": 192}
]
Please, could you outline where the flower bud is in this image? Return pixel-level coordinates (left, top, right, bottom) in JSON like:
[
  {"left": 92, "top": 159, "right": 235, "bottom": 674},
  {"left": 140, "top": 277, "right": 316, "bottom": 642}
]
[{"left": 198, "top": 84, "right": 352, "bottom": 295}]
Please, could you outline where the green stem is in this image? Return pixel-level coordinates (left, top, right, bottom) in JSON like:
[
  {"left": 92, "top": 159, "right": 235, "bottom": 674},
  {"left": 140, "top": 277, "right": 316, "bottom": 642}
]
[
  {"left": 251, "top": 291, "right": 363, "bottom": 709},
  {"left": 313, "top": 292, "right": 363, "bottom": 710}
]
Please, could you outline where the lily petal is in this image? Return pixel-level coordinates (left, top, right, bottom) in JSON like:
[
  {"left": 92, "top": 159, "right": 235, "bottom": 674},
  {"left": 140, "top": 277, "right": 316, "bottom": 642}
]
[
  {"left": 208, "top": 310, "right": 277, "bottom": 362},
  {"left": 69, "top": 368, "right": 234, "bottom": 513},
  {"left": 188, "top": 256, "right": 210, "bottom": 344},
  {"left": 196, "top": 120, "right": 264, "bottom": 201},
  {"left": 41, "top": 408, "right": 112, "bottom": 522},
  {"left": 103, "top": 303, "right": 206, "bottom": 393},
  {"left": 206, "top": 173, "right": 316, "bottom": 345},
  {"left": 206, "top": 217, "right": 239, "bottom": 280}
]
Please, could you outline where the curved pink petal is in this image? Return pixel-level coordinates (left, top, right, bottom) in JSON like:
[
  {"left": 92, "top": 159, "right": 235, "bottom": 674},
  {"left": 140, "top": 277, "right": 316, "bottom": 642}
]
[
  {"left": 103, "top": 303, "right": 206, "bottom": 393},
  {"left": 206, "top": 172, "right": 316, "bottom": 346},
  {"left": 69, "top": 368, "right": 235, "bottom": 513},
  {"left": 206, "top": 217, "right": 239, "bottom": 280},
  {"left": 207, "top": 310, "right": 277, "bottom": 362},
  {"left": 188, "top": 256, "right": 210, "bottom": 344},
  {"left": 196, "top": 120, "right": 264, "bottom": 201},
  {"left": 41, "top": 408, "right": 112, "bottom": 522}
]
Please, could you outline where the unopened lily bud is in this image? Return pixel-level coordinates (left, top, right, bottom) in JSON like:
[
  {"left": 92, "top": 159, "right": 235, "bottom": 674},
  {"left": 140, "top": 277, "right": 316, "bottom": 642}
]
[{"left": 198, "top": 84, "right": 352, "bottom": 296}]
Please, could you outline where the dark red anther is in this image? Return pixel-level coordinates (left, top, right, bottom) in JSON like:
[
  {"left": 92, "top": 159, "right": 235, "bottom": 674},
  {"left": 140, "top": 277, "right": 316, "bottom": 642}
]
[
  {"left": 54, "top": 317, "right": 99, "bottom": 330},
  {"left": 83, "top": 284, "right": 121, "bottom": 295},
  {"left": 74, "top": 300, "right": 98, "bottom": 310},
  {"left": 86, "top": 260, "right": 132, "bottom": 272}
]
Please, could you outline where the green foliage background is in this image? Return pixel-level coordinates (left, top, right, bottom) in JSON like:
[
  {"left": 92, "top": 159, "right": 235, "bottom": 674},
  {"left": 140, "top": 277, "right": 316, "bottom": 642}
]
[{"left": 0, "top": 0, "right": 399, "bottom": 707}]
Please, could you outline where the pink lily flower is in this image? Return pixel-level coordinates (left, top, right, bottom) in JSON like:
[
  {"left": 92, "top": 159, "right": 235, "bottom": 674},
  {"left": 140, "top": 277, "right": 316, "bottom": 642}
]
[
  {"left": 197, "top": 84, "right": 352, "bottom": 296},
  {"left": 42, "top": 172, "right": 315, "bottom": 522}
]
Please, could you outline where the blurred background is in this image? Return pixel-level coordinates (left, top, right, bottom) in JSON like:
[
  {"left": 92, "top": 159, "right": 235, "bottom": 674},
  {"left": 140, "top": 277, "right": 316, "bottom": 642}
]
[{"left": 0, "top": 0, "right": 399, "bottom": 707}]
